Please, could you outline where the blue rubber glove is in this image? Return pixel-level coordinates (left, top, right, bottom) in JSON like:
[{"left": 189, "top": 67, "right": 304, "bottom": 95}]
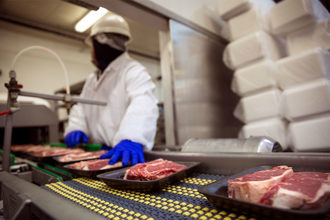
[
  {"left": 64, "top": 130, "right": 88, "bottom": 148},
  {"left": 100, "top": 140, "right": 145, "bottom": 166}
]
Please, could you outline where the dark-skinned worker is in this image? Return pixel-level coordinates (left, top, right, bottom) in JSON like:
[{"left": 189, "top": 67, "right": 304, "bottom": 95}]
[{"left": 64, "top": 14, "right": 159, "bottom": 167}]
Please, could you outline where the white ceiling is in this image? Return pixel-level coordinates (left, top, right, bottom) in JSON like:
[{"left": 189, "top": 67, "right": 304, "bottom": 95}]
[{"left": 0, "top": 0, "right": 160, "bottom": 58}]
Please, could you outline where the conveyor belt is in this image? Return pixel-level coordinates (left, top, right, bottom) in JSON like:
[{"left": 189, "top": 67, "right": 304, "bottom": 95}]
[{"left": 43, "top": 173, "right": 256, "bottom": 220}]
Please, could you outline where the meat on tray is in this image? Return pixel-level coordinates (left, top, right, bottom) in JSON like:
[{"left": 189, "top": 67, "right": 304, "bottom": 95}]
[
  {"left": 228, "top": 166, "right": 330, "bottom": 210},
  {"left": 32, "top": 148, "right": 85, "bottom": 157},
  {"left": 58, "top": 150, "right": 107, "bottom": 162},
  {"left": 123, "top": 158, "right": 187, "bottom": 181},
  {"left": 11, "top": 144, "right": 50, "bottom": 152},
  {"left": 228, "top": 166, "right": 293, "bottom": 203},
  {"left": 11, "top": 144, "right": 36, "bottom": 152},
  {"left": 11, "top": 144, "right": 85, "bottom": 157},
  {"left": 69, "top": 159, "right": 122, "bottom": 171},
  {"left": 259, "top": 172, "right": 330, "bottom": 210}
]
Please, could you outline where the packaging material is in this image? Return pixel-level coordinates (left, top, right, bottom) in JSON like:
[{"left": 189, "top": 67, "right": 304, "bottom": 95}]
[
  {"left": 234, "top": 89, "right": 282, "bottom": 123},
  {"left": 282, "top": 79, "right": 330, "bottom": 121},
  {"left": 223, "top": 31, "right": 284, "bottom": 70},
  {"left": 288, "top": 113, "right": 330, "bottom": 151},
  {"left": 217, "top": 0, "right": 275, "bottom": 21},
  {"left": 269, "top": 0, "right": 330, "bottom": 36},
  {"left": 217, "top": 0, "right": 251, "bottom": 21},
  {"left": 182, "top": 136, "right": 282, "bottom": 153},
  {"left": 239, "top": 117, "right": 288, "bottom": 150},
  {"left": 231, "top": 60, "right": 279, "bottom": 97},
  {"left": 286, "top": 19, "right": 330, "bottom": 56},
  {"left": 228, "top": 3, "right": 275, "bottom": 41},
  {"left": 228, "top": 7, "right": 266, "bottom": 41},
  {"left": 276, "top": 47, "right": 330, "bottom": 90}
]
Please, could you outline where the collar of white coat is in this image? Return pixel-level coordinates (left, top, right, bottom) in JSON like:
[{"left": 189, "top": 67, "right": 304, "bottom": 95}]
[
  {"left": 94, "top": 52, "right": 129, "bottom": 87},
  {"left": 103, "top": 51, "right": 129, "bottom": 74}
]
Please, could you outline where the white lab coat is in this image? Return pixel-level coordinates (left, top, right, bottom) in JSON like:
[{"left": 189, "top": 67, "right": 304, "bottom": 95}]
[{"left": 65, "top": 52, "right": 159, "bottom": 151}]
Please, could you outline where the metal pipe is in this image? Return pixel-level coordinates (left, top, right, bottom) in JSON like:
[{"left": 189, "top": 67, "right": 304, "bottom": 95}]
[
  {"left": 70, "top": 96, "right": 107, "bottom": 106},
  {"left": 19, "top": 91, "right": 63, "bottom": 101},
  {"left": 19, "top": 90, "right": 107, "bottom": 106}
]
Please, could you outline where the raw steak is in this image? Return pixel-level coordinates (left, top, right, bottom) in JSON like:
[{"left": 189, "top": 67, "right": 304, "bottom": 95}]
[
  {"left": 228, "top": 166, "right": 293, "bottom": 203},
  {"left": 11, "top": 144, "right": 36, "bottom": 152},
  {"left": 11, "top": 144, "right": 86, "bottom": 157},
  {"left": 11, "top": 145, "right": 53, "bottom": 153},
  {"left": 259, "top": 172, "right": 330, "bottom": 210},
  {"left": 123, "top": 158, "right": 187, "bottom": 181},
  {"left": 69, "top": 159, "right": 122, "bottom": 171},
  {"left": 58, "top": 150, "right": 107, "bottom": 162},
  {"left": 32, "top": 148, "right": 84, "bottom": 157}
]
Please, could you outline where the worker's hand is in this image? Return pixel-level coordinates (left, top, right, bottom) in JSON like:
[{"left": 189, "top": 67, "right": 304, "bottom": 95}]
[
  {"left": 64, "top": 130, "right": 88, "bottom": 148},
  {"left": 100, "top": 140, "right": 145, "bottom": 166}
]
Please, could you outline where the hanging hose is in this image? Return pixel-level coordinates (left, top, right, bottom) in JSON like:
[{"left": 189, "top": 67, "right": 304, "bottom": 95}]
[{"left": 10, "top": 46, "right": 71, "bottom": 94}]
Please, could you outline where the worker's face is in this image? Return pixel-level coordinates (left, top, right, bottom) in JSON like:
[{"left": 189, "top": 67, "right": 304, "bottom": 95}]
[{"left": 91, "top": 38, "right": 124, "bottom": 72}]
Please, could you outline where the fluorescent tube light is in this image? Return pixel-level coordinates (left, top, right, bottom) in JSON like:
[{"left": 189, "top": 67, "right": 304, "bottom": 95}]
[{"left": 75, "top": 7, "right": 108, "bottom": 33}]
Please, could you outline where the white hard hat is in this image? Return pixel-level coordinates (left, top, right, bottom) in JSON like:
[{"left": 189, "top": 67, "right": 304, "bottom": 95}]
[{"left": 90, "top": 14, "right": 131, "bottom": 40}]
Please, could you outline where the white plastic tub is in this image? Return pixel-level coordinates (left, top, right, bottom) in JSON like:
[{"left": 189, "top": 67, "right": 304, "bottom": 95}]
[
  {"left": 286, "top": 19, "right": 330, "bottom": 56},
  {"left": 269, "top": 0, "right": 329, "bottom": 35},
  {"left": 289, "top": 113, "right": 330, "bottom": 152},
  {"left": 228, "top": 6, "right": 271, "bottom": 41},
  {"left": 276, "top": 47, "right": 330, "bottom": 90},
  {"left": 223, "top": 31, "right": 284, "bottom": 70},
  {"left": 239, "top": 117, "right": 288, "bottom": 150},
  {"left": 231, "top": 60, "right": 279, "bottom": 97},
  {"left": 234, "top": 89, "right": 282, "bottom": 123},
  {"left": 282, "top": 79, "right": 330, "bottom": 121}
]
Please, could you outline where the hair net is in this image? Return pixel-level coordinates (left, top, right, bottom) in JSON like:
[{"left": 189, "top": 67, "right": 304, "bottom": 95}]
[{"left": 93, "top": 33, "right": 129, "bottom": 51}]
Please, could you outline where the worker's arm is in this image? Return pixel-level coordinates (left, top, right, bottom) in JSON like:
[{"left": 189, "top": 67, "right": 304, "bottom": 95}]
[
  {"left": 113, "top": 65, "right": 159, "bottom": 151},
  {"left": 101, "top": 65, "right": 159, "bottom": 166},
  {"left": 64, "top": 77, "right": 91, "bottom": 147}
]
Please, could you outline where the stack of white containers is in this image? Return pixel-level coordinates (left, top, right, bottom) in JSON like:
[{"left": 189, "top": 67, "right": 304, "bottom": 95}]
[
  {"left": 218, "top": 0, "right": 287, "bottom": 149},
  {"left": 218, "top": 0, "right": 330, "bottom": 151},
  {"left": 269, "top": 0, "right": 330, "bottom": 152}
]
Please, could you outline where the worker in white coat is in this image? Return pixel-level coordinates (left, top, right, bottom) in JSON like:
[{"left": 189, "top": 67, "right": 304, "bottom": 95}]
[{"left": 64, "top": 14, "right": 159, "bottom": 166}]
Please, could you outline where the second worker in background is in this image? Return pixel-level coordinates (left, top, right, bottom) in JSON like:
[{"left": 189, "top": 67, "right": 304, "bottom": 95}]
[{"left": 64, "top": 14, "right": 159, "bottom": 167}]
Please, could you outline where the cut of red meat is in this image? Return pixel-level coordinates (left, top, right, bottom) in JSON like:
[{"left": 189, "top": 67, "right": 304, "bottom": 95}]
[
  {"left": 58, "top": 150, "right": 106, "bottom": 162},
  {"left": 228, "top": 166, "right": 293, "bottom": 203},
  {"left": 123, "top": 159, "right": 187, "bottom": 181},
  {"left": 11, "top": 144, "right": 36, "bottom": 152},
  {"left": 69, "top": 159, "right": 122, "bottom": 171},
  {"left": 26, "top": 145, "right": 53, "bottom": 153},
  {"left": 11, "top": 145, "right": 85, "bottom": 157},
  {"left": 32, "top": 148, "right": 84, "bottom": 157},
  {"left": 259, "top": 172, "right": 330, "bottom": 210}
]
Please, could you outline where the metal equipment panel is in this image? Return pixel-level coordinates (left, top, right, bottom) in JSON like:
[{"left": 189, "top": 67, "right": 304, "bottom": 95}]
[{"left": 169, "top": 20, "right": 242, "bottom": 145}]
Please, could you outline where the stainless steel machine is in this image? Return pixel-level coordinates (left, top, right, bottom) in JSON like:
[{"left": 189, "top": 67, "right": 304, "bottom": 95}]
[{"left": 0, "top": 103, "right": 59, "bottom": 145}]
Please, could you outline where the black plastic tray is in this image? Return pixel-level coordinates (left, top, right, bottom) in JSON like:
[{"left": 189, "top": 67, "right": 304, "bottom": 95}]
[
  {"left": 97, "top": 161, "right": 200, "bottom": 192},
  {"left": 62, "top": 162, "right": 123, "bottom": 178},
  {"left": 198, "top": 166, "right": 330, "bottom": 220}
]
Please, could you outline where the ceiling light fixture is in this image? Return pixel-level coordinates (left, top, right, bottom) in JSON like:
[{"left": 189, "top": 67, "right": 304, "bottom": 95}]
[{"left": 75, "top": 7, "right": 108, "bottom": 33}]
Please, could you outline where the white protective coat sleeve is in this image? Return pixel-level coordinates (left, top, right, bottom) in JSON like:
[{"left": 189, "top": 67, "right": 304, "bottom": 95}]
[
  {"left": 64, "top": 93, "right": 89, "bottom": 136},
  {"left": 113, "top": 65, "right": 159, "bottom": 151}
]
